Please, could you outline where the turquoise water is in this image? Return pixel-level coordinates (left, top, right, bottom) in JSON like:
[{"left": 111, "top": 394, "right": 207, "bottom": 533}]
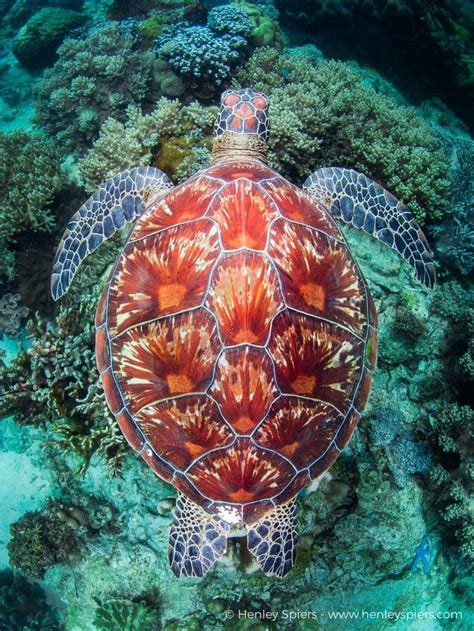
[{"left": 0, "top": 1, "right": 473, "bottom": 629}]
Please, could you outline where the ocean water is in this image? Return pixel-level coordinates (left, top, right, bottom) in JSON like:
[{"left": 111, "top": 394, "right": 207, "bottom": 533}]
[{"left": 0, "top": 1, "right": 473, "bottom": 629}]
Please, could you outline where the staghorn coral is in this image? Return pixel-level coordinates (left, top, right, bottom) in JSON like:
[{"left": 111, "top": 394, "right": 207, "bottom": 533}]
[
  {"left": 78, "top": 98, "right": 216, "bottom": 189},
  {"left": 34, "top": 21, "right": 160, "bottom": 154},
  {"left": 235, "top": 48, "right": 449, "bottom": 224},
  {"left": 0, "top": 569, "right": 61, "bottom": 630},
  {"left": 0, "top": 287, "right": 127, "bottom": 475},
  {"left": 0, "top": 130, "right": 64, "bottom": 282}
]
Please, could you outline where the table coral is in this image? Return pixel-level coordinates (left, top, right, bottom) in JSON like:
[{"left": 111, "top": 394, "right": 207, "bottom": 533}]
[
  {"left": 235, "top": 48, "right": 449, "bottom": 224},
  {"left": 0, "top": 130, "right": 64, "bottom": 282},
  {"left": 34, "top": 21, "right": 160, "bottom": 154}
]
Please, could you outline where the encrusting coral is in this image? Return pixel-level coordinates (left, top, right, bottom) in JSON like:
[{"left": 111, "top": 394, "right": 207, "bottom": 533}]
[
  {"left": 0, "top": 130, "right": 64, "bottom": 282},
  {"left": 34, "top": 21, "right": 160, "bottom": 154},
  {"left": 235, "top": 47, "right": 449, "bottom": 224}
]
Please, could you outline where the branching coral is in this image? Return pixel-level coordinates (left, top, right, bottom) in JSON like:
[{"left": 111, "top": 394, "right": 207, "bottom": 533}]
[
  {"left": 78, "top": 98, "right": 216, "bottom": 189},
  {"left": 156, "top": 7, "right": 251, "bottom": 96},
  {"left": 0, "top": 130, "right": 64, "bottom": 281},
  {"left": 0, "top": 287, "right": 127, "bottom": 475},
  {"left": 426, "top": 403, "right": 474, "bottom": 569},
  {"left": 0, "top": 292, "right": 28, "bottom": 337},
  {"left": 235, "top": 48, "right": 450, "bottom": 223},
  {"left": 34, "top": 21, "right": 160, "bottom": 154}
]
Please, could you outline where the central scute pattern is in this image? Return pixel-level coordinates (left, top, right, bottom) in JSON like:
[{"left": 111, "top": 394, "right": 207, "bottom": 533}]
[{"left": 98, "top": 160, "right": 377, "bottom": 525}]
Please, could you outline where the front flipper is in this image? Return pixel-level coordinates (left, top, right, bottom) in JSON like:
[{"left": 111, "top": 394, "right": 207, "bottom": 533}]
[
  {"left": 51, "top": 166, "right": 173, "bottom": 300},
  {"left": 168, "top": 493, "right": 230, "bottom": 578},
  {"left": 303, "top": 167, "right": 436, "bottom": 288},
  {"left": 247, "top": 498, "right": 298, "bottom": 578}
]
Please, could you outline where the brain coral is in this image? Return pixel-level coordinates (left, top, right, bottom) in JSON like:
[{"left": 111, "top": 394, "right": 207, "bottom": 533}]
[
  {"left": 34, "top": 21, "right": 160, "bottom": 154},
  {"left": 236, "top": 48, "right": 449, "bottom": 223}
]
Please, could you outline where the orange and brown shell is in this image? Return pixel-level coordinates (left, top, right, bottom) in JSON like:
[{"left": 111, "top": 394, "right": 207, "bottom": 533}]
[{"left": 95, "top": 160, "right": 378, "bottom": 525}]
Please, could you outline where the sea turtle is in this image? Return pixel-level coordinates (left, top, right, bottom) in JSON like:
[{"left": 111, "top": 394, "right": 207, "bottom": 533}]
[{"left": 51, "top": 88, "right": 435, "bottom": 578}]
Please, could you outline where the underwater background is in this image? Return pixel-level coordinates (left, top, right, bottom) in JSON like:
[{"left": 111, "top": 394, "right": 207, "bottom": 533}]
[{"left": 0, "top": 0, "right": 473, "bottom": 629}]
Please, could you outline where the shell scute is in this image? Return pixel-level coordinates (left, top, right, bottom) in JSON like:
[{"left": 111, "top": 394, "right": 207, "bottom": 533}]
[
  {"left": 107, "top": 219, "right": 219, "bottom": 337},
  {"left": 253, "top": 397, "right": 344, "bottom": 469},
  {"left": 260, "top": 178, "right": 341, "bottom": 240},
  {"left": 205, "top": 251, "right": 284, "bottom": 346},
  {"left": 135, "top": 396, "right": 234, "bottom": 470},
  {"left": 186, "top": 439, "right": 295, "bottom": 504},
  {"left": 111, "top": 309, "right": 220, "bottom": 414},
  {"left": 206, "top": 179, "right": 279, "bottom": 250},
  {"left": 132, "top": 175, "right": 223, "bottom": 240}
]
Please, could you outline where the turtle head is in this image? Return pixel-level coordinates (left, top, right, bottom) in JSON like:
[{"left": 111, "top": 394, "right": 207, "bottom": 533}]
[{"left": 212, "top": 88, "right": 269, "bottom": 162}]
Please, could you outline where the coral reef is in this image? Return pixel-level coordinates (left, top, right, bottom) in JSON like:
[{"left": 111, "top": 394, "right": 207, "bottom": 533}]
[
  {"left": 0, "top": 130, "right": 64, "bottom": 281},
  {"left": 78, "top": 98, "right": 216, "bottom": 188},
  {"left": 0, "top": 292, "right": 28, "bottom": 337},
  {"left": 0, "top": 569, "right": 61, "bottom": 630},
  {"left": 235, "top": 48, "right": 449, "bottom": 224},
  {"left": 368, "top": 407, "right": 432, "bottom": 488},
  {"left": 12, "top": 7, "right": 87, "bottom": 71},
  {"left": 0, "top": 287, "right": 127, "bottom": 475},
  {"left": 34, "top": 21, "right": 160, "bottom": 154},
  {"left": 432, "top": 135, "right": 474, "bottom": 276},
  {"left": 107, "top": 0, "right": 204, "bottom": 22}
]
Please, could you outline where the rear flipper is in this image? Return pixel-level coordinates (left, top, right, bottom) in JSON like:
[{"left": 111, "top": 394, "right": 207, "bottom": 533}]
[
  {"left": 51, "top": 167, "right": 173, "bottom": 301},
  {"left": 247, "top": 498, "right": 298, "bottom": 578},
  {"left": 303, "top": 167, "right": 436, "bottom": 289},
  {"left": 169, "top": 493, "right": 230, "bottom": 578}
]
